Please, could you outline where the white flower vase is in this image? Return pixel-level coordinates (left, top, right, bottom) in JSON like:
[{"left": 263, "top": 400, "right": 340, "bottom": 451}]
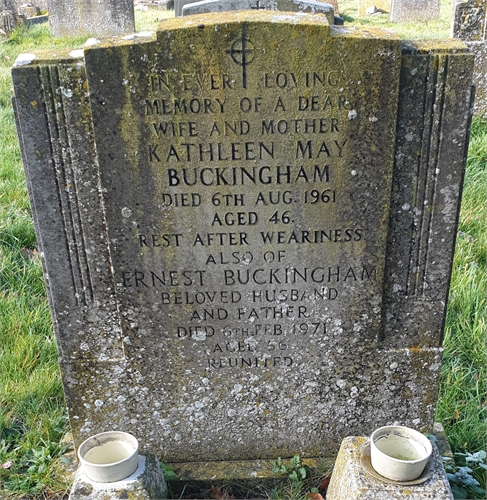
[
  {"left": 78, "top": 431, "right": 139, "bottom": 483},
  {"left": 370, "top": 426, "right": 432, "bottom": 481}
]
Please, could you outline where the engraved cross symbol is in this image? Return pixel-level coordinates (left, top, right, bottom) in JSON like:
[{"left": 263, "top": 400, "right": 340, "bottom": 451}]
[{"left": 227, "top": 36, "right": 255, "bottom": 89}]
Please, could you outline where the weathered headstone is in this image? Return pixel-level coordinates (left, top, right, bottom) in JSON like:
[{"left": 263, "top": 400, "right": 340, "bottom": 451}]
[
  {"left": 181, "top": 0, "right": 335, "bottom": 20},
  {"left": 12, "top": 11, "right": 474, "bottom": 472},
  {"left": 358, "top": 0, "right": 439, "bottom": 22},
  {"left": 45, "top": 0, "right": 135, "bottom": 37},
  {"left": 177, "top": 0, "right": 340, "bottom": 18},
  {"left": 1, "top": 0, "right": 14, "bottom": 10},
  {"left": 0, "top": 1, "right": 47, "bottom": 31},
  {"left": 390, "top": 0, "right": 439, "bottom": 21},
  {"left": 175, "top": 0, "right": 196, "bottom": 15},
  {"left": 11, "top": 0, "right": 47, "bottom": 12},
  {"left": 1, "top": 9, "right": 16, "bottom": 33},
  {"left": 17, "top": 4, "right": 39, "bottom": 17},
  {"left": 452, "top": 0, "right": 487, "bottom": 117}
]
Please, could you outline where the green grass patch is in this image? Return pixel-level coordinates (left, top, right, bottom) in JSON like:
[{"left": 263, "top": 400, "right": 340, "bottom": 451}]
[
  {"left": 0, "top": 21, "right": 85, "bottom": 500},
  {"left": 0, "top": 8, "right": 485, "bottom": 500},
  {"left": 436, "top": 118, "right": 487, "bottom": 498},
  {"left": 135, "top": 8, "right": 174, "bottom": 31},
  {"left": 339, "top": 0, "right": 453, "bottom": 38}
]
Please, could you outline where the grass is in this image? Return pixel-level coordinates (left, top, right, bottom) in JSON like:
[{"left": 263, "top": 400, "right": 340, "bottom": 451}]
[
  {"left": 0, "top": 7, "right": 486, "bottom": 500},
  {"left": 134, "top": 6, "right": 174, "bottom": 30},
  {"left": 339, "top": 0, "right": 453, "bottom": 38},
  {"left": 0, "top": 23, "right": 87, "bottom": 500},
  {"left": 436, "top": 118, "right": 487, "bottom": 497}
]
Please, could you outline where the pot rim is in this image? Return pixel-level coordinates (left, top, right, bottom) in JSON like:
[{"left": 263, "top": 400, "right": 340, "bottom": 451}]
[
  {"left": 370, "top": 425, "right": 432, "bottom": 465},
  {"left": 78, "top": 431, "right": 139, "bottom": 468}
]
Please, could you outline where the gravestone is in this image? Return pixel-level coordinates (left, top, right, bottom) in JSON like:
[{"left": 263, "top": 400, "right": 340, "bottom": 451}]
[
  {"left": 452, "top": 0, "right": 487, "bottom": 117},
  {"left": 181, "top": 0, "right": 335, "bottom": 20},
  {"left": 11, "top": 0, "right": 47, "bottom": 11},
  {"left": 1, "top": 9, "right": 16, "bottom": 32},
  {"left": 0, "top": 1, "right": 47, "bottom": 32},
  {"left": 175, "top": 0, "right": 197, "bottom": 15},
  {"left": 390, "top": 0, "right": 439, "bottom": 21},
  {"left": 358, "top": 0, "right": 439, "bottom": 21},
  {"left": 176, "top": 0, "right": 340, "bottom": 18},
  {"left": 45, "top": 0, "right": 135, "bottom": 37},
  {"left": 12, "top": 11, "right": 474, "bottom": 470},
  {"left": 17, "top": 4, "right": 39, "bottom": 17},
  {"left": 1, "top": 0, "right": 14, "bottom": 10}
]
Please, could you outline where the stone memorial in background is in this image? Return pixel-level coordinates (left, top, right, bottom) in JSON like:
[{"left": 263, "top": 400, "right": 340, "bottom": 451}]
[
  {"left": 176, "top": 0, "right": 340, "bottom": 20},
  {"left": 46, "top": 0, "right": 135, "bottom": 37},
  {"left": 181, "top": 0, "right": 336, "bottom": 20},
  {"left": 10, "top": 0, "right": 47, "bottom": 11},
  {"left": 358, "top": 0, "right": 439, "bottom": 22},
  {"left": 12, "top": 11, "right": 474, "bottom": 472},
  {"left": 1, "top": 9, "right": 16, "bottom": 33},
  {"left": 452, "top": 0, "right": 487, "bottom": 117},
  {"left": 174, "top": 0, "right": 193, "bottom": 16},
  {"left": 0, "top": 1, "right": 48, "bottom": 32},
  {"left": 390, "top": 0, "right": 439, "bottom": 21}
]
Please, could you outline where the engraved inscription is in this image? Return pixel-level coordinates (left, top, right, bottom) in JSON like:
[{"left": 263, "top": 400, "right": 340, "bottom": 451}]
[{"left": 112, "top": 35, "right": 395, "bottom": 372}]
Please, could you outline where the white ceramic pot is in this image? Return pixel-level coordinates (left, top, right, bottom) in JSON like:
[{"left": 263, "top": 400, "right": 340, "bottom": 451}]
[
  {"left": 370, "top": 426, "right": 432, "bottom": 481},
  {"left": 78, "top": 431, "right": 139, "bottom": 483}
]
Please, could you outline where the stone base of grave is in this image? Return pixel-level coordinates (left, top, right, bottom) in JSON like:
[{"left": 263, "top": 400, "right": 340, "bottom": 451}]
[
  {"left": 167, "top": 456, "right": 331, "bottom": 498},
  {"left": 326, "top": 436, "right": 453, "bottom": 500},
  {"left": 68, "top": 453, "right": 168, "bottom": 500},
  {"left": 166, "top": 425, "right": 453, "bottom": 497}
]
